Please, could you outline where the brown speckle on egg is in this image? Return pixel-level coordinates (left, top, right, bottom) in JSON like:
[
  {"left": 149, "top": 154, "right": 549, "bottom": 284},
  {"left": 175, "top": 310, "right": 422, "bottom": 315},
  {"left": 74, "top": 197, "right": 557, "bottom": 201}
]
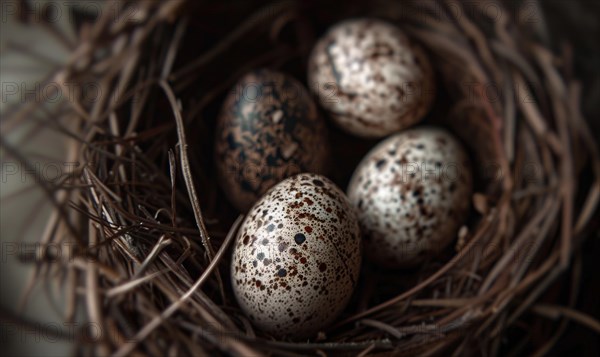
[
  {"left": 347, "top": 127, "right": 472, "bottom": 268},
  {"left": 215, "top": 69, "right": 329, "bottom": 212},
  {"left": 308, "top": 19, "right": 435, "bottom": 138},
  {"left": 231, "top": 173, "right": 361, "bottom": 338}
]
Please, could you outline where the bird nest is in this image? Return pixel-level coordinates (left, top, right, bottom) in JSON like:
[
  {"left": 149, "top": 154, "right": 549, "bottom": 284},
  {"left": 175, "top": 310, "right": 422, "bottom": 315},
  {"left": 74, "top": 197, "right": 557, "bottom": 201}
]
[{"left": 7, "top": 0, "right": 600, "bottom": 356}]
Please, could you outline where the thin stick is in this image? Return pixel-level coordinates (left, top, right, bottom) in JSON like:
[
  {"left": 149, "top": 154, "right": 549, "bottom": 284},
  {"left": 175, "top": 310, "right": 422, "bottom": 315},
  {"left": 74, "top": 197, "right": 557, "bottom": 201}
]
[
  {"left": 113, "top": 215, "right": 244, "bottom": 357},
  {"left": 158, "top": 80, "right": 215, "bottom": 259}
]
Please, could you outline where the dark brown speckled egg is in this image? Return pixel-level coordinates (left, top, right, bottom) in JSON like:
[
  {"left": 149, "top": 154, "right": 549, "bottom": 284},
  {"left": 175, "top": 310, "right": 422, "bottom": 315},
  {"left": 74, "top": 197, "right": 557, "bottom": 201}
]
[
  {"left": 231, "top": 173, "right": 361, "bottom": 338},
  {"left": 347, "top": 127, "right": 472, "bottom": 268},
  {"left": 308, "top": 18, "right": 435, "bottom": 138},
  {"left": 215, "top": 69, "right": 329, "bottom": 212}
]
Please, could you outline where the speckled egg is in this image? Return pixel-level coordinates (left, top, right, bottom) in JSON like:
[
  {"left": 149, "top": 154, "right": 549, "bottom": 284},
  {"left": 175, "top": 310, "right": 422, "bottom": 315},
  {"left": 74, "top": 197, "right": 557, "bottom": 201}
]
[
  {"left": 231, "top": 173, "right": 361, "bottom": 337},
  {"left": 215, "top": 69, "right": 329, "bottom": 212},
  {"left": 308, "top": 18, "right": 435, "bottom": 138},
  {"left": 347, "top": 127, "right": 472, "bottom": 268}
]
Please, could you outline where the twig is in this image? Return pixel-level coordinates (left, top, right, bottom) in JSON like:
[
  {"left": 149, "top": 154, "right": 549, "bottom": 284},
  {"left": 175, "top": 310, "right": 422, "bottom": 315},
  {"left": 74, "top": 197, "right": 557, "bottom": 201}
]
[{"left": 113, "top": 215, "right": 244, "bottom": 357}]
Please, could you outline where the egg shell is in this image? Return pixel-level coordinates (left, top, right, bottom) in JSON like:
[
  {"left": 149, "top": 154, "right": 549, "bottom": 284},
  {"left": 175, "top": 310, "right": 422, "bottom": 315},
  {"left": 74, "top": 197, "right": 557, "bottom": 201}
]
[
  {"left": 347, "top": 127, "right": 472, "bottom": 268},
  {"left": 231, "top": 173, "right": 362, "bottom": 338},
  {"left": 215, "top": 69, "right": 329, "bottom": 212},
  {"left": 308, "top": 18, "right": 435, "bottom": 138}
]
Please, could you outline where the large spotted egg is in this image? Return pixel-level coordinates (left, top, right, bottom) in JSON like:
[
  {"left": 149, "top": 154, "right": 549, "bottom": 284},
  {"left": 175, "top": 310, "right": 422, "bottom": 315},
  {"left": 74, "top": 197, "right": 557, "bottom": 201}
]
[
  {"left": 215, "top": 69, "right": 329, "bottom": 212},
  {"left": 231, "top": 173, "right": 361, "bottom": 337},
  {"left": 347, "top": 127, "right": 472, "bottom": 268},
  {"left": 308, "top": 18, "right": 435, "bottom": 138}
]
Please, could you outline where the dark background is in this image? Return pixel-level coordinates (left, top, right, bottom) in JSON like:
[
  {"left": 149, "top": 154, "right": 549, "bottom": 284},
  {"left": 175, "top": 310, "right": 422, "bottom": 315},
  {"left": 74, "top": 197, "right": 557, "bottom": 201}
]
[{"left": 543, "top": 0, "right": 600, "bottom": 355}]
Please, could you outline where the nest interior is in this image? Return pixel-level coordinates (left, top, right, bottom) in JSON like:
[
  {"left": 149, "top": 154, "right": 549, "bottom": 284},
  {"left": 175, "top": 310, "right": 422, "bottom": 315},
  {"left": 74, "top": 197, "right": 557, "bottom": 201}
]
[{"left": 6, "top": 0, "right": 600, "bottom": 356}]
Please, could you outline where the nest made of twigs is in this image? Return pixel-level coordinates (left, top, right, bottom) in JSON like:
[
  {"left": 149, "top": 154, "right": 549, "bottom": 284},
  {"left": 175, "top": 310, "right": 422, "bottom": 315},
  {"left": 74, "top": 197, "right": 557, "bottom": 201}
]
[{"left": 6, "top": 0, "right": 600, "bottom": 356}]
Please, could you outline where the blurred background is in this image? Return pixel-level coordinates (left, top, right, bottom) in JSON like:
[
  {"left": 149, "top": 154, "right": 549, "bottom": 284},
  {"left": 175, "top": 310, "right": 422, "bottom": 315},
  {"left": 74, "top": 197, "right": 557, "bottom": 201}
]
[{"left": 1, "top": 2, "right": 102, "bottom": 355}]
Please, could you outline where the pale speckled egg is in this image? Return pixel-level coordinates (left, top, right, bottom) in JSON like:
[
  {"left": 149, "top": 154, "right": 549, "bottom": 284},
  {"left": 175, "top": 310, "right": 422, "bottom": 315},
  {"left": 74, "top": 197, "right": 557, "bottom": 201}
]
[
  {"left": 215, "top": 69, "right": 329, "bottom": 212},
  {"left": 308, "top": 18, "right": 435, "bottom": 138},
  {"left": 347, "top": 127, "right": 472, "bottom": 268},
  {"left": 231, "top": 173, "right": 361, "bottom": 337}
]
